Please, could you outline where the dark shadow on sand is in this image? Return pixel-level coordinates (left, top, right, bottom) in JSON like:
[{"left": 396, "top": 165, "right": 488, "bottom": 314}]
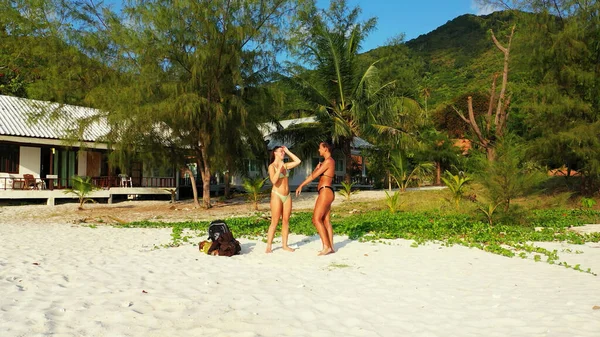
[
  {"left": 290, "top": 235, "right": 354, "bottom": 253},
  {"left": 291, "top": 235, "right": 321, "bottom": 248},
  {"left": 332, "top": 238, "right": 353, "bottom": 252},
  {"left": 240, "top": 242, "right": 256, "bottom": 254}
]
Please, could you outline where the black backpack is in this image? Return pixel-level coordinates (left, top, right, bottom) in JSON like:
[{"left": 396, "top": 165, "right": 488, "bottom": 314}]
[
  {"left": 208, "top": 220, "right": 230, "bottom": 241},
  {"left": 206, "top": 220, "right": 241, "bottom": 256}
]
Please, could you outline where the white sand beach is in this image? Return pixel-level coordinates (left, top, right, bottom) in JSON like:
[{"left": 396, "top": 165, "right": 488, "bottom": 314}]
[{"left": 1, "top": 213, "right": 599, "bottom": 337}]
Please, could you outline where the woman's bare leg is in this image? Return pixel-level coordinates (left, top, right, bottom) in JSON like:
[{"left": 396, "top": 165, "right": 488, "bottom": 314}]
[
  {"left": 281, "top": 196, "right": 294, "bottom": 252},
  {"left": 324, "top": 207, "right": 334, "bottom": 252},
  {"left": 313, "top": 192, "right": 334, "bottom": 255},
  {"left": 266, "top": 194, "right": 282, "bottom": 253}
]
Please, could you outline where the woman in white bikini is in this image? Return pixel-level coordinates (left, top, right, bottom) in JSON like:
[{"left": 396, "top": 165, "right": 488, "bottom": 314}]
[
  {"left": 296, "top": 142, "right": 336, "bottom": 256},
  {"left": 266, "top": 146, "right": 302, "bottom": 253}
]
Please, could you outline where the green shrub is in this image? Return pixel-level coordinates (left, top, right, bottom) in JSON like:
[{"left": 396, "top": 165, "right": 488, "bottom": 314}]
[{"left": 338, "top": 182, "right": 358, "bottom": 201}]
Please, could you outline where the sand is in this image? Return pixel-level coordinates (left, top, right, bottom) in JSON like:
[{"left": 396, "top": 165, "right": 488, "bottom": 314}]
[{"left": 1, "top": 194, "right": 599, "bottom": 337}]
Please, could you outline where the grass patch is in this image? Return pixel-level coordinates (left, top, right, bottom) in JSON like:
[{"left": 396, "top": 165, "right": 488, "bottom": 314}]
[{"left": 328, "top": 263, "right": 351, "bottom": 269}]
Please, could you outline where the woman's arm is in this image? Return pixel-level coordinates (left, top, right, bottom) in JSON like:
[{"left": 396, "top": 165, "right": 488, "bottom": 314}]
[
  {"left": 296, "top": 158, "right": 333, "bottom": 195},
  {"left": 268, "top": 164, "right": 283, "bottom": 185},
  {"left": 311, "top": 157, "right": 334, "bottom": 179},
  {"left": 283, "top": 147, "right": 302, "bottom": 170}
]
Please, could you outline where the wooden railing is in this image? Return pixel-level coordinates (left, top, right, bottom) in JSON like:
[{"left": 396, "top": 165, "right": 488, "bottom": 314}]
[
  {"left": 0, "top": 176, "right": 176, "bottom": 190},
  {"left": 92, "top": 176, "right": 176, "bottom": 188},
  {"left": 332, "top": 175, "right": 374, "bottom": 186}
]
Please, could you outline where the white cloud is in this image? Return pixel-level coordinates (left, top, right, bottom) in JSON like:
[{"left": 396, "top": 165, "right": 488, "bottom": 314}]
[{"left": 471, "top": 1, "right": 503, "bottom": 15}]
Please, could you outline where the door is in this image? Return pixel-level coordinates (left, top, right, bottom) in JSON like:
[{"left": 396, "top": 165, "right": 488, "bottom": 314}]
[{"left": 53, "top": 149, "right": 77, "bottom": 187}]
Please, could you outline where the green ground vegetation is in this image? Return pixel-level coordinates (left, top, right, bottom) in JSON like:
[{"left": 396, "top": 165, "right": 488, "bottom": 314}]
[{"left": 120, "top": 179, "right": 600, "bottom": 275}]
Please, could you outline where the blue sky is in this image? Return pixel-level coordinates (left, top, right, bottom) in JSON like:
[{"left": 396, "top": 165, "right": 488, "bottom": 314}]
[
  {"left": 325, "top": 0, "right": 496, "bottom": 52},
  {"left": 104, "top": 0, "right": 497, "bottom": 53}
]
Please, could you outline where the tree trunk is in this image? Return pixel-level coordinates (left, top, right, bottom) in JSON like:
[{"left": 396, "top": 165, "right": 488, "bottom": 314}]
[
  {"left": 224, "top": 170, "right": 231, "bottom": 199},
  {"left": 202, "top": 169, "right": 211, "bottom": 208},
  {"left": 197, "top": 146, "right": 212, "bottom": 209},
  {"left": 343, "top": 138, "right": 352, "bottom": 184},
  {"left": 183, "top": 167, "right": 200, "bottom": 208},
  {"left": 486, "top": 146, "right": 496, "bottom": 162},
  {"left": 199, "top": 149, "right": 212, "bottom": 209},
  {"left": 435, "top": 162, "right": 441, "bottom": 186}
]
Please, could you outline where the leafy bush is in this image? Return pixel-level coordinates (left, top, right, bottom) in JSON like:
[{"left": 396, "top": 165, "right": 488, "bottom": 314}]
[
  {"left": 441, "top": 171, "right": 471, "bottom": 208},
  {"left": 580, "top": 197, "right": 596, "bottom": 209},
  {"left": 384, "top": 190, "right": 403, "bottom": 213},
  {"left": 477, "top": 135, "right": 547, "bottom": 212}
]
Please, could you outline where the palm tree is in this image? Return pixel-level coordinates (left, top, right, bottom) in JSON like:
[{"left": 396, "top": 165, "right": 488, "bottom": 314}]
[
  {"left": 441, "top": 171, "right": 472, "bottom": 209},
  {"left": 389, "top": 153, "right": 434, "bottom": 192},
  {"left": 242, "top": 177, "right": 268, "bottom": 211},
  {"left": 282, "top": 0, "right": 396, "bottom": 183},
  {"left": 63, "top": 176, "right": 99, "bottom": 210}
]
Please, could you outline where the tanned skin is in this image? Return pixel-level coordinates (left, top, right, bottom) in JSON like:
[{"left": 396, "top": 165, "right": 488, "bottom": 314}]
[
  {"left": 296, "top": 142, "right": 335, "bottom": 255},
  {"left": 266, "top": 146, "right": 301, "bottom": 253}
]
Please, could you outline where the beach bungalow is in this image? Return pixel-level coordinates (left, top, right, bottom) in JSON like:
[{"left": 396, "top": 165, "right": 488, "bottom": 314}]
[{"left": 0, "top": 95, "right": 176, "bottom": 205}]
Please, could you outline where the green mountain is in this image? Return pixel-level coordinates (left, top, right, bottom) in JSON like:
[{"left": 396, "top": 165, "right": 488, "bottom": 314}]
[{"left": 360, "top": 10, "right": 523, "bottom": 110}]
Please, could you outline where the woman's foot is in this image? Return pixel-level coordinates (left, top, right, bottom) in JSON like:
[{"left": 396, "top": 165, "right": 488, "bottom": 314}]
[
  {"left": 282, "top": 246, "right": 295, "bottom": 252},
  {"left": 318, "top": 247, "right": 333, "bottom": 256},
  {"left": 265, "top": 246, "right": 273, "bottom": 254}
]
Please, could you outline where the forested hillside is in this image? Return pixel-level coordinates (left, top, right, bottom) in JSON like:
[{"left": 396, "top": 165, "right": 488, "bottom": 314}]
[{"left": 360, "top": 10, "right": 524, "bottom": 109}]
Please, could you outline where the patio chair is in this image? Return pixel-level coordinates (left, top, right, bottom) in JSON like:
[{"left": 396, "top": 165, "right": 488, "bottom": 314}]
[
  {"left": 118, "top": 174, "right": 133, "bottom": 188},
  {"left": 23, "top": 174, "right": 38, "bottom": 190}
]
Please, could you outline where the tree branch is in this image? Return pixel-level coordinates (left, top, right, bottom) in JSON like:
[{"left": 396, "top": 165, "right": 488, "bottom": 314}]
[
  {"left": 452, "top": 105, "right": 470, "bottom": 124},
  {"left": 486, "top": 73, "right": 499, "bottom": 133},
  {"left": 491, "top": 25, "right": 515, "bottom": 131},
  {"left": 467, "top": 96, "right": 488, "bottom": 147}
]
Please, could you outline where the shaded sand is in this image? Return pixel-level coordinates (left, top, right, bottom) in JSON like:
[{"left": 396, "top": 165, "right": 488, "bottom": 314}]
[{"left": 1, "top": 221, "right": 599, "bottom": 337}]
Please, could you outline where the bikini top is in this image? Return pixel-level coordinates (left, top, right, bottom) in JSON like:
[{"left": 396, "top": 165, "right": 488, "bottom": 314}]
[
  {"left": 278, "top": 166, "right": 290, "bottom": 178},
  {"left": 319, "top": 158, "right": 334, "bottom": 178}
]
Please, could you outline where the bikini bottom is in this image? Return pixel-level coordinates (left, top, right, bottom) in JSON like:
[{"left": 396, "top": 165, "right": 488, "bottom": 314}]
[
  {"left": 318, "top": 185, "right": 335, "bottom": 193},
  {"left": 272, "top": 189, "right": 290, "bottom": 204}
]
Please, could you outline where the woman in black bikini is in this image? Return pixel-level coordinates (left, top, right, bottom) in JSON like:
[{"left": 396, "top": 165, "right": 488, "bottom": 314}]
[
  {"left": 266, "top": 146, "right": 302, "bottom": 253},
  {"left": 296, "top": 142, "right": 335, "bottom": 255}
]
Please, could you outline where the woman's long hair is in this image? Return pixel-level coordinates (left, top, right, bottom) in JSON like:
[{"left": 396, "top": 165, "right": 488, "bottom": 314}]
[{"left": 270, "top": 146, "right": 282, "bottom": 164}]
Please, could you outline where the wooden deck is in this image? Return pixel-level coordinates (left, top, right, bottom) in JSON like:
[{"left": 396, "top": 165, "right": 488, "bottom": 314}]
[{"left": 0, "top": 187, "right": 172, "bottom": 205}]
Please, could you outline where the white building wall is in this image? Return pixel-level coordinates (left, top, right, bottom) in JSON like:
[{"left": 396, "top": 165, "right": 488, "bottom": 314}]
[{"left": 19, "top": 146, "right": 41, "bottom": 177}]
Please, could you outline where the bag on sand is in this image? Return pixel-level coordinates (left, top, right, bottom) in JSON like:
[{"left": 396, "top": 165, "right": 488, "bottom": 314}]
[
  {"left": 208, "top": 220, "right": 230, "bottom": 241},
  {"left": 205, "top": 220, "right": 241, "bottom": 257}
]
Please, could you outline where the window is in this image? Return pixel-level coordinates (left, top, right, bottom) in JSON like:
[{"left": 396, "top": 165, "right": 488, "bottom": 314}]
[
  {"left": 247, "top": 160, "right": 261, "bottom": 172},
  {"left": 0, "top": 144, "right": 19, "bottom": 173}
]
